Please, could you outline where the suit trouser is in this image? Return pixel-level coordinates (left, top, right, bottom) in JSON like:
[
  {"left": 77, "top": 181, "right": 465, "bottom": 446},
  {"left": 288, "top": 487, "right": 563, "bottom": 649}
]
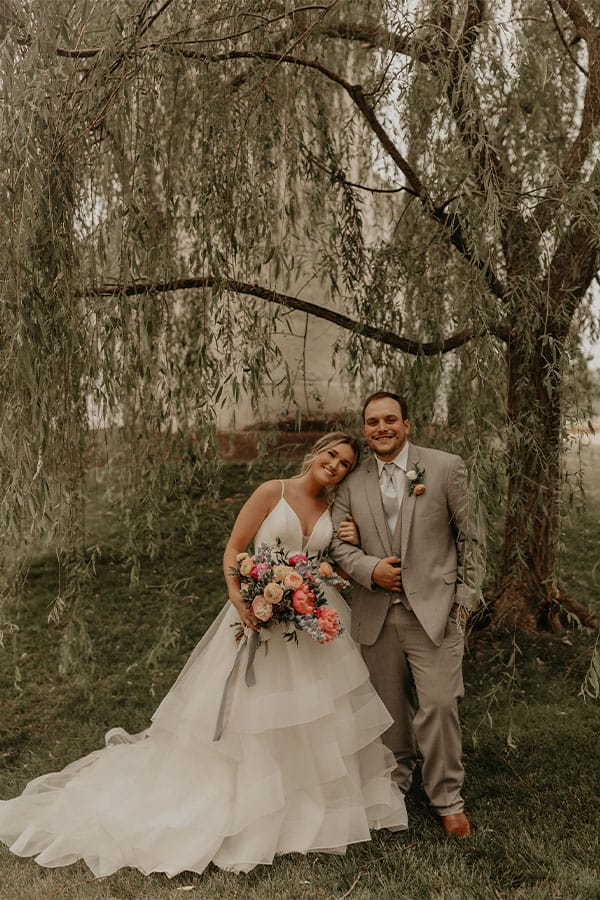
[{"left": 360, "top": 603, "right": 465, "bottom": 815}]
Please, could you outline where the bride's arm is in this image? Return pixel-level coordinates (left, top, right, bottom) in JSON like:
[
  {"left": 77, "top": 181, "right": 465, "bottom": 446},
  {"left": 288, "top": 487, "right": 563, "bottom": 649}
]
[
  {"left": 222, "top": 480, "right": 280, "bottom": 629},
  {"left": 337, "top": 514, "right": 360, "bottom": 545}
]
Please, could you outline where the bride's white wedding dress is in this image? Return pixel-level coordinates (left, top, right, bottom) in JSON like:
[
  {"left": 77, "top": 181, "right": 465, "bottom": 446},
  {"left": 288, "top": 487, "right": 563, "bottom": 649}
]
[{"left": 0, "top": 493, "right": 407, "bottom": 877}]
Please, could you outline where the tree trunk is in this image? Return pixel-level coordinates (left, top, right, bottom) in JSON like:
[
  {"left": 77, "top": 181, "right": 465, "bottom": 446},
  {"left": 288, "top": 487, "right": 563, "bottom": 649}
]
[
  {"left": 492, "top": 328, "right": 597, "bottom": 632},
  {"left": 492, "top": 329, "right": 561, "bottom": 629}
]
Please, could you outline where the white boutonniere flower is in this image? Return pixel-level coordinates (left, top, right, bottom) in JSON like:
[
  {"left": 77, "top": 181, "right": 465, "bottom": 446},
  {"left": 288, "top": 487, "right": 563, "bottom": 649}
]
[{"left": 407, "top": 462, "right": 426, "bottom": 496}]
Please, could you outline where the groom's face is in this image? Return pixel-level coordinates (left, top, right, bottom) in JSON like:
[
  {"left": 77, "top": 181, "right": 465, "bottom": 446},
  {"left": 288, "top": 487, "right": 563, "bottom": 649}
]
[{"left": 363, "top": 397, "right": 410, "bottom": 461}]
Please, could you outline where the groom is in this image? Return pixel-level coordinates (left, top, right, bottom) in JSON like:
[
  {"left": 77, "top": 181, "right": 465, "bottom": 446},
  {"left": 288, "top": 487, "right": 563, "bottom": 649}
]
[{"left": 330, "top": 391, "right": 485, "bottom": 837}]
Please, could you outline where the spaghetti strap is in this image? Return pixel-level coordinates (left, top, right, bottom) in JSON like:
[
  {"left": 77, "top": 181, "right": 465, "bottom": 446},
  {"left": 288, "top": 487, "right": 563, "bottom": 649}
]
[{"left": 280, "top": 479, "right": 285, "bottom": 498}]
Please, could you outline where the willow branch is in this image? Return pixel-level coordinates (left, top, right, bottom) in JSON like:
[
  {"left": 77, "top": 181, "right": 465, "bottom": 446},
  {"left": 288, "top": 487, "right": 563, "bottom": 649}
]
[
  {"left": 139, "top": 0, "right": 177, "bottom": 38},
  {"left": 554, "top": 0, "right": 594, "bottom": 36},
  {"left": 304, "top": 150, "right": 418, "bottom": 196},
  {"left": 158, "top": 45, "right": 426, "bottom": 197},
  {"left": 90, "top": 276, "right": 503, "bottom": 354},
  {"left": 546, "top": 0, "right": 589, "bottom": 76},
  {"left": 545, "top": 189, "right": 600, "bottom": 322},
  {"left": 534, "top": 1, "right": 600, "bottom": 231},
  {"left": 50, "top": 16, "right": 423, "bottom": 63},
  {"left": 444, "top": 3, "right": 529, "bottom": 273},
  {"left": 446, "top": 1, "right": 507, "bottom": 191},
  {"left": 317, "top": 20, "right": 431, "bottom": 62},
  {"left": 57, "top": 27, "right": 505, "bottom": 299},
  {"left": 221, "top": 48, "right": 505, "bottom": 297}
]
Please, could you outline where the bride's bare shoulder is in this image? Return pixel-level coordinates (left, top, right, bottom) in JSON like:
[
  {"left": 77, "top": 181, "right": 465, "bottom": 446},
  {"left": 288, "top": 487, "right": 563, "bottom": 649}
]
[{"left": 248, "top": 479, "right": 283, "bottom": 506}]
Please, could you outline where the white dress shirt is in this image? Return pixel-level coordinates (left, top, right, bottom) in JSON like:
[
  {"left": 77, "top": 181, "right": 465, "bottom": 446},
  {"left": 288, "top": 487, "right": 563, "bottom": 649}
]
[{"left": 376, "top": 442, "right": 410, "bottom": 510}]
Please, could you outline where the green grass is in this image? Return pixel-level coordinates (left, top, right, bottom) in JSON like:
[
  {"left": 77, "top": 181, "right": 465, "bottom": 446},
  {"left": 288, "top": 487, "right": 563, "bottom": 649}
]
[{"left": 1, "top": 449, "right": 599, "bottom": 900}]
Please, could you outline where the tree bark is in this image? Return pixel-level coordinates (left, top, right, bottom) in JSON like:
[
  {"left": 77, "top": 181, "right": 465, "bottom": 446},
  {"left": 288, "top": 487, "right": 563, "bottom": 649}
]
[
  {"left": 492, "top": 327, "right": 562, "bottom": 630},
  {"left": 492, "top": 325, "right": 598, "bottom": 632}
]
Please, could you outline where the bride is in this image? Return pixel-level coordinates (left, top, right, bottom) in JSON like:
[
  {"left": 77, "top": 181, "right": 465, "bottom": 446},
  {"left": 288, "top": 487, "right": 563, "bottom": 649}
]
[{"left": 0, "top": 432, "right": 407, "bottom": 877}]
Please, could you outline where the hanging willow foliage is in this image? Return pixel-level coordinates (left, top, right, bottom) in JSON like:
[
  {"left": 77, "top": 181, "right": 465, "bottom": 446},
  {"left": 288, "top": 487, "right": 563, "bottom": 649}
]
[{"left": 0, "top": 0, "right": 599, "bottom": 661}]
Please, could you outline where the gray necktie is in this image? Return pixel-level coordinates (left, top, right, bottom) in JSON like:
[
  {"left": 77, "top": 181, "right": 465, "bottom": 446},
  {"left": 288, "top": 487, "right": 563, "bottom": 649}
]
[{"left": 381, "top": 462, "right": 399, "bottom": 534}]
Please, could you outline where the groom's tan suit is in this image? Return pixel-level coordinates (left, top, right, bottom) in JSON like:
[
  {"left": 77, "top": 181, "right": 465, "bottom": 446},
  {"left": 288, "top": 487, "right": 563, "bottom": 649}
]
[{"left": 331, "top": 442, "right": 484, "bottom": 815}]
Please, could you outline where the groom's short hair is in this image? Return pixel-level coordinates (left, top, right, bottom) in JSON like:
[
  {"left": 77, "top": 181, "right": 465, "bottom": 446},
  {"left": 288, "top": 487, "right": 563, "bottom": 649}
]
[{"left": 362, "top": 391, "right": 408, "bottom": 422}]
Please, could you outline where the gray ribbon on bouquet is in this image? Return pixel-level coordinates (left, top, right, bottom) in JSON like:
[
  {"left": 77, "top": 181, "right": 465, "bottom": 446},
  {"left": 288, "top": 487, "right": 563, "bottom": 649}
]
[{"left": 213, "top": 630, "right": 260, "bottom": 741}]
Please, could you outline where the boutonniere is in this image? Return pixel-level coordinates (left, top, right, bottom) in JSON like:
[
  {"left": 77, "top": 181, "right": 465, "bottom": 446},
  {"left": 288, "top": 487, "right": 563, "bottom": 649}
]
[{"left": 406, "top": 461, "right": 426, "bottom": 496}]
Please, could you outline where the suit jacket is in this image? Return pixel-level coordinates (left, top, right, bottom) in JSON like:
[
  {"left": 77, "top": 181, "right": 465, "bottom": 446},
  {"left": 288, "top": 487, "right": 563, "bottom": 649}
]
[{"left": 330, "top": 443, "right": 485, "bottom": 647}]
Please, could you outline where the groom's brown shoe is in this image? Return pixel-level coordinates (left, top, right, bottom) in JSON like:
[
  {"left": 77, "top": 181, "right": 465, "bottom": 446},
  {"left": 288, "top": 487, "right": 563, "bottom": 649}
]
[{"left": 440, "top": 812, "right": 471, "bottom": 837}]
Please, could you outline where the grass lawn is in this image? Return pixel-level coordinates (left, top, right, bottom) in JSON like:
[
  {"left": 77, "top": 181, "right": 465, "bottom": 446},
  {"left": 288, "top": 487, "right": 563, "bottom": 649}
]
[{"left": 0, "top": 445, "right": 599, "bottom": 900}]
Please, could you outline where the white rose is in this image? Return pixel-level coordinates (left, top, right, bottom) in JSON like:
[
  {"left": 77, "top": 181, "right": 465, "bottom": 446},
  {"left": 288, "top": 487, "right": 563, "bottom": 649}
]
[
  {"left": 406, "top": 469, "right": 417, "bottom": 481},
  {"left": 263, "top": 582, "right": 284, "bottom": 604}
]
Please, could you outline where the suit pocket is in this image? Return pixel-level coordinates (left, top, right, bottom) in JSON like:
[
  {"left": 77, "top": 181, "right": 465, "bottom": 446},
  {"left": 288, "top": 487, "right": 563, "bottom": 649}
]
[{"left": 442, "top": 571, "right": 457, "bottom": 585}]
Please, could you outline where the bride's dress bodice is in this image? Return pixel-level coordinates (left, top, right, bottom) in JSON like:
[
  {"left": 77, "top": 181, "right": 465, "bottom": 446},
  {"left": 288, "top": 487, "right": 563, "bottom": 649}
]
[{"left": 253, "top": 495, "right": 333, "bottom": 556}]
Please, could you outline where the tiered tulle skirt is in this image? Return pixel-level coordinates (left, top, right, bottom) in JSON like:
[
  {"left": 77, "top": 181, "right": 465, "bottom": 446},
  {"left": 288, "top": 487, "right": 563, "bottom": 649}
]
[{"left": 0, "top": 598, "right": 407, "bottom": 876}]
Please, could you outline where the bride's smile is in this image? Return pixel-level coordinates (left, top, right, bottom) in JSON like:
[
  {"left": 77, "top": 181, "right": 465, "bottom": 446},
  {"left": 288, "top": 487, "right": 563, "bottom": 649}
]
[{"left": 312, "top": 445, "right": 356, "bottom": 485}]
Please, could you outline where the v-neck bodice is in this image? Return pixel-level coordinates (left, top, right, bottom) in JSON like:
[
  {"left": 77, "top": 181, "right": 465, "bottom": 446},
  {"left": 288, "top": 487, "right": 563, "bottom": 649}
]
[{"left": 253, "top": 497, "right": 333, "bottom": 555}]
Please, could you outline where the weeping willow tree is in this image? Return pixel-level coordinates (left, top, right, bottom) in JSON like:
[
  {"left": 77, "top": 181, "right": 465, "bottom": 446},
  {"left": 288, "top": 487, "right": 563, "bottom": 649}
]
[{"left": 0, "top": 0, "right": 599, "bottom": 644}]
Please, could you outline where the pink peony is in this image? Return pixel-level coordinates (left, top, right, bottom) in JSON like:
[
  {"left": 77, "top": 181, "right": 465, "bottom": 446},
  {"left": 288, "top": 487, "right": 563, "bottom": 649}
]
[
  {"left": 413, "top": 483, "right": 426, "bottom": 496},
  {"left": 251, "top": 595, "right": 273, "bottom": 622},
  {"left": 318, "top": 561, "right": 334, "bottom": 578},
  {"left": 288, "top": 553, "right": 309, "bottom": 566},
  {"left": 316, "top": 606, "right": 341, "bottom": 642},
  {"left": 292, "top": 587, "right": 315, "bottom": 616},
  {"left": 250, "top": 562, "right": 270, "bottom": 580},
  {"left": 283, "top": 570, "right": 304, "bottom": 590}
]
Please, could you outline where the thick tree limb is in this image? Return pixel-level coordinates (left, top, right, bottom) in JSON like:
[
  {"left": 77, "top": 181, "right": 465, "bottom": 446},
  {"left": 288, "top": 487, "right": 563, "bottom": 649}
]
[
  {"left": 317, "top": 20, "right": 431, "bottom": 62},
  {"left": 90, "top": 276, "right": 503, "bottom": 354},
  {"left": 545, "top": 208, "right": 600, "bottom": 323},
  {"left": 559, "top": 28, "right": 600, "bottom": 181},
  {"left": 554, "top": 0, "right": 595, "bottom": 36}
]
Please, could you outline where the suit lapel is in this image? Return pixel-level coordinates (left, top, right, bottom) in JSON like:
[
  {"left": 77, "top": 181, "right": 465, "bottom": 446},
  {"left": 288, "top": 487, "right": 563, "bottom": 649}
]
[
  {"left": 400, "top": 444, "right": 419, "bottom": 559},
  {"left": 363, "top": 457, "right": 392, "bottom": 555}
]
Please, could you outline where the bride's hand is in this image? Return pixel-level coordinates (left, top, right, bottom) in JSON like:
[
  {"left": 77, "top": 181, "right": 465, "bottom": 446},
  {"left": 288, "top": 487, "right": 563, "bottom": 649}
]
[
  {"left": 337, "top": 514, "right": 360, "bottom": 546},
  {"left": 231, "top": 597, "right": 260, "bottom": 632}
]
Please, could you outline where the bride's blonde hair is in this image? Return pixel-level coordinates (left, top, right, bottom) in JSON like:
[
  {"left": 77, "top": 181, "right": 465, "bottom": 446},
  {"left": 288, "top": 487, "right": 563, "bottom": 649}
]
[{"left": 297, "top": 432, "right": 361, "bottom": 478}]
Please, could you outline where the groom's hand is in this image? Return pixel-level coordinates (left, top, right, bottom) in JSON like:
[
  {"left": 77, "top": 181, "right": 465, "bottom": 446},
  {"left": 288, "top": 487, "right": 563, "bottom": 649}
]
[{"left": 372, "top": 557, "right": 403, "bottom": 592}]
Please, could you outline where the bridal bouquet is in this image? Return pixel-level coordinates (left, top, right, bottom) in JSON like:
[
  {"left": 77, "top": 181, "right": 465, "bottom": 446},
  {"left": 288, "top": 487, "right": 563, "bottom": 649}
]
[{"left": 233, "top": 541, "right": 348, "bottom": 644}]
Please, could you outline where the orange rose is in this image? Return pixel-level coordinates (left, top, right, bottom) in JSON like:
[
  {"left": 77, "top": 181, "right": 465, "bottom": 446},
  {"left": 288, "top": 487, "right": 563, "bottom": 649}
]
[
  {"left": 318, "top": 561, "right": 334, "bottom": 578},
  {"left": 284, "top": 571, "right": 304, "bottom": 590},
  {"left": 239, "top": 557, "right": 255, "bottom": 577}
]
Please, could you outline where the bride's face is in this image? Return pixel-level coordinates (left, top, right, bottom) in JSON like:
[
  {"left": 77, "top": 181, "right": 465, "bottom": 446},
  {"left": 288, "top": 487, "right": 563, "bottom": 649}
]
[{"left": 312, "top": 442, "right": 356, "bottom": 486}]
